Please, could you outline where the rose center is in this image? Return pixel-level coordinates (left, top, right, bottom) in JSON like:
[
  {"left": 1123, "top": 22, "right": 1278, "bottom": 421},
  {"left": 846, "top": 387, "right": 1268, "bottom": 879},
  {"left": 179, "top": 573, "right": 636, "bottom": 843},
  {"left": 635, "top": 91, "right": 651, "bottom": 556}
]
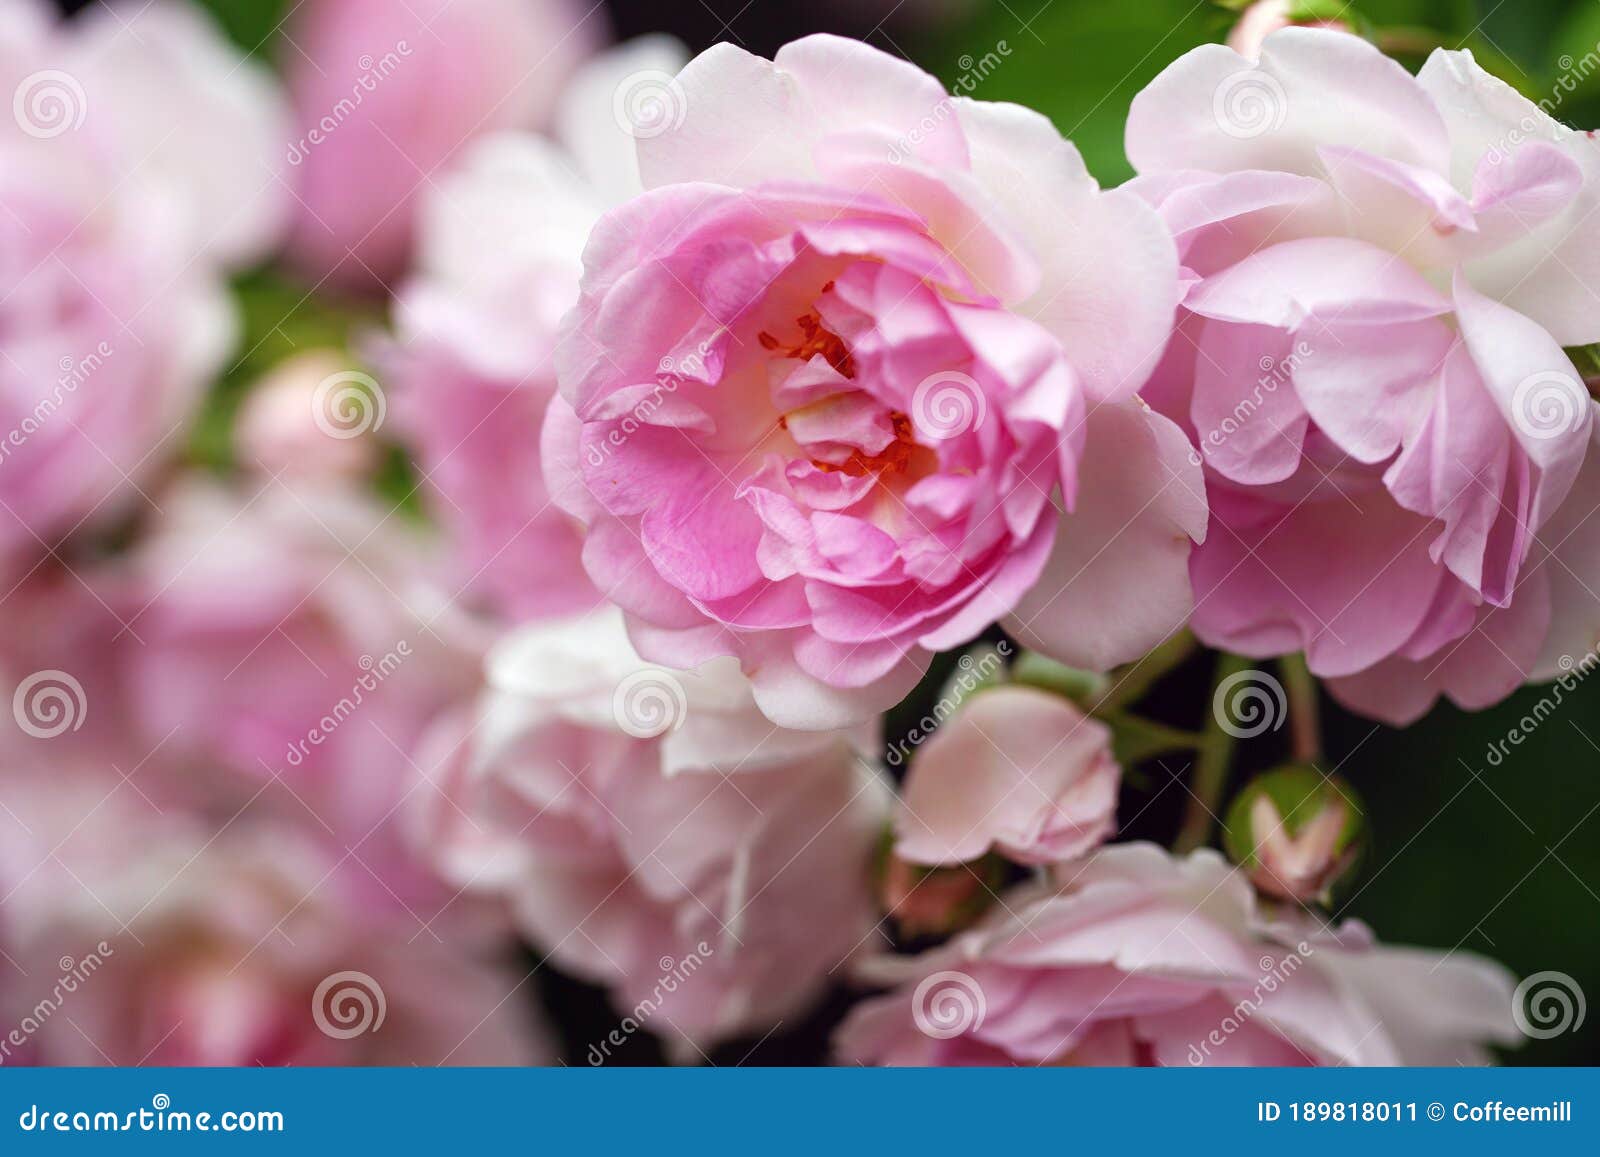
[{"left": 761, "top": 293, "right": 925, "bottom": 479}]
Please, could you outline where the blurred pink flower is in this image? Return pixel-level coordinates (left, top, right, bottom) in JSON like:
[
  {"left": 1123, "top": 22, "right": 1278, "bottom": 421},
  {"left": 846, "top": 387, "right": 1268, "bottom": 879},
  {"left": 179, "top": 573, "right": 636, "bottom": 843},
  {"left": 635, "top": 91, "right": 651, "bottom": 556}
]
[
  {"left": 117, "top": 477, "right": 486, "bottom": 900},
  {"left": 0, "top": 772, "right": 548, "bottom": 1066},
  {"left": 551, "top": 35, "right": 1205, "bottom": 730},
  {"left": 1129, "top": 28, "right": 1600, "bottom": 724},
  {"left": 235, "top": 352, "right": 383, "bottom": 482},
  {"left": 283, "top": 0, "right": 605, "bottom": 287},
  {"left": 837, "top": 843, "right": 1519, "bottom": 1066},
  {"left": 381, "top": 36, "right": 685, "bottom": 625},
  {"left": 894, "top": 685, "right": 1118, "bottom": 867},
  {"left": 0, "top": 0, "right": 290, "bottom": 576},
  {"left": 414, "top": 606, "right": 890, "bottom": 1055},
  {"left": 0, "top": 566, "right": 131, "bottom": 765}
]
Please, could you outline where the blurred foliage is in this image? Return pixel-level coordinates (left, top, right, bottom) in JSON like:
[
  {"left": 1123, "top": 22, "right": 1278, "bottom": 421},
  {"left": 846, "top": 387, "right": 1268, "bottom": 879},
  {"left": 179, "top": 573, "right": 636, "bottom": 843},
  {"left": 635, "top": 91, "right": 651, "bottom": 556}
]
[
  {"left": 190, "top": 0, "right": 291, "bottom": 56},
  {"left": 932, "top": 0, "right": 1600, "bottom": 183}
]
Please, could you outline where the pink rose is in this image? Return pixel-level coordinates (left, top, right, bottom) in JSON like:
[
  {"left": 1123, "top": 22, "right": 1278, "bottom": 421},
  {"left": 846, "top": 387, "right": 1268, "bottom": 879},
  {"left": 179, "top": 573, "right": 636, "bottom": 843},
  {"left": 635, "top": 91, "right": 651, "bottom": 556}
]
[
  {"left": 0, "top": 0, "right": 289, "bottom": 575},
  {"left": 894, "top": 685, "right": 1119, "bottom": 867},
  {"left": 414, "top": 606, "right": 891, "bottom": 1054},
  {"left": 838, "top": 843, "right": 1519, "bottom": 1066},
  {"left": 0, "top": 566, "right": 131, "bottom": 766},
  {"left": 1129, "top": 28, "right": 1600, "bottom": 723},
  {"left": 550, "top": 35, "right": 1206, "bottom": 729},
  {"left": 0, "top": 772, "right": 548, "bottom": 1066},
  {"left": 283, "top": 0, "right": 604, "bottom": 286},
  {"left": 382, "top": 39, "right": 686, "bottom": 624},
  {"left": 118, "top": 478, "right": 484, "bottom": 901}
]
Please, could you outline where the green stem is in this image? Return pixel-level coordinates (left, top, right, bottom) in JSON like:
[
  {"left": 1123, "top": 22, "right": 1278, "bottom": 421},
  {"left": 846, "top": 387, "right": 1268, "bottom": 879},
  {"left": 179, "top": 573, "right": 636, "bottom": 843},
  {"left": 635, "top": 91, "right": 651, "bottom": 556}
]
[
  {"left": 1090, "top": 629, "right": 1198, "bottom": 713},
  {"left": 1010, "top": 651, "right": 1108, "bottom": 703},
  {"left": 1280, "top": 652, "right": 1322, "bottom": 763},
  {"left": 1174, "top": 652, "right": 1249, "bottom": 853}
]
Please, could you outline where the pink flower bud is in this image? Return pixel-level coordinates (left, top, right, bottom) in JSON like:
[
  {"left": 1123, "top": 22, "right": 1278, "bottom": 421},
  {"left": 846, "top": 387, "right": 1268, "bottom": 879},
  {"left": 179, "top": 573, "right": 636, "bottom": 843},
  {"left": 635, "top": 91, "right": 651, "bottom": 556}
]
[
  {"left": 235, "top": 352, "right": 381, "bottom": 480},
  {"left": 1225, "top": 766, "right": 1365, "bottom": 904}
]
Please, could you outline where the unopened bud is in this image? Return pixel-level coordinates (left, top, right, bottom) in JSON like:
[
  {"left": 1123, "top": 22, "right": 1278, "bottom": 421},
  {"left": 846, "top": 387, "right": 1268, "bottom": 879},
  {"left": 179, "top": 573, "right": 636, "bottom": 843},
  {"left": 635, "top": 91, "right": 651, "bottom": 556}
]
[
  {"left": 879, "top": 851, "right": 1001, "bottom": 939},
  {"left": 1224, "top": 764, "right": 1364, "bottom": 904}
]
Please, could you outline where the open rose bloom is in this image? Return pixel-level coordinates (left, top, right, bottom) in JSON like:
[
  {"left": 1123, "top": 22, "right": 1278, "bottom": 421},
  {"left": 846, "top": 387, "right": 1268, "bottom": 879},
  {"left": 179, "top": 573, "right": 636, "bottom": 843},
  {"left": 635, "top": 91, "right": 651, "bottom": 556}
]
[
  {"left": 0, "top": 0, "right": 287, "bottom": 574},
  {"left": 1131, "top": 27, "right": 1600, "bottom": 723},
  {"left": 550, "top": 35, "right": 1207, "bottom": 729},
  {"left": 838, "top": 844, "right": 1519, "bottom": 1066},
  {"left": 414, "top": 606, "right": 891, "bottom": 1054}
]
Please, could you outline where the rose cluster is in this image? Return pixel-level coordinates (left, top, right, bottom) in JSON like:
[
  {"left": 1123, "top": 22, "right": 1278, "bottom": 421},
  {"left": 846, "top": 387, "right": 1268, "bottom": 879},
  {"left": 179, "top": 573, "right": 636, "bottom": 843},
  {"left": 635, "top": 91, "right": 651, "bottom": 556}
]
[{"left": 4, "top": 0, "right": 1592, "bottom": 1067}]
